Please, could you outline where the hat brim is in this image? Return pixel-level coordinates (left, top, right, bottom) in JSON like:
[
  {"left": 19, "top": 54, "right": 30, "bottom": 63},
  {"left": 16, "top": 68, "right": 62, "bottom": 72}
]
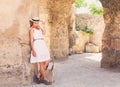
[{"left": 30, "top": 19, "right": 40, "bottom": 23}]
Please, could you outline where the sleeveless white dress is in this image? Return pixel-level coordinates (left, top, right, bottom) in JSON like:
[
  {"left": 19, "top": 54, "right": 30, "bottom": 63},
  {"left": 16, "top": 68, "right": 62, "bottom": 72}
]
[{"left": 30, "top": 28, "right": 50, "bottom": 63}]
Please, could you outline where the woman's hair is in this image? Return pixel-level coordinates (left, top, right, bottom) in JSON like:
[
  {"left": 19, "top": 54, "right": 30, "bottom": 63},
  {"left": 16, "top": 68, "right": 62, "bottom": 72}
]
[{"left": 29, "top": 21, "right": 33, "bottom": 27}]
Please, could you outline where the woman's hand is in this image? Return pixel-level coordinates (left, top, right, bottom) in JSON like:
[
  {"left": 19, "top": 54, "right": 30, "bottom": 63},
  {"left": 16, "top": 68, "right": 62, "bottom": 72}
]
[
  {"left": 40, "top": 21, "right": 46, "bottom": 35},
  {"left": 42, "top": 30, "right": 46, "bottom": 35},
  {"left": 32, "top": 50, "right": 36, "bottom": 57}
]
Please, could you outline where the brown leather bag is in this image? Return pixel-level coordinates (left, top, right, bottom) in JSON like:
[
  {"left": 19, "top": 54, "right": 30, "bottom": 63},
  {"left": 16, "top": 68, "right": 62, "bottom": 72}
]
[{"left": 46, "top": 59, "right": 55, "bottom": 83}]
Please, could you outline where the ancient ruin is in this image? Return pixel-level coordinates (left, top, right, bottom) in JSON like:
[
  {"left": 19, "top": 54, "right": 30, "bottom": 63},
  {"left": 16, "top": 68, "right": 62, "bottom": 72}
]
[
  {"left": 0, "top": 0, "right": 120, "bottom": 86},
  {"left": 0, "top": 0, "right": 75, "bottom": 86},
  {"left": 100, "top": 0, "right": 120, "bottom": 68}
]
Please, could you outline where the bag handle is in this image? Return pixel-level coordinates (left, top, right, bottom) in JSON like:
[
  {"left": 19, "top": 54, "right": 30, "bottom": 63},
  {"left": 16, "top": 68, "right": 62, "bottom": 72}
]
[
  {"left": 50, "top": 58, "right": 54, "bottom": 71},
  {"left": 46, "top": 58, "right": 54, "bottom": 71}
]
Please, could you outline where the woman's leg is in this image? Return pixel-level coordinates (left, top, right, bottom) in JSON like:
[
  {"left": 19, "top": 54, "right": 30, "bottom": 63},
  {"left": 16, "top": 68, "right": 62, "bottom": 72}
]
[
  {"left": 37, "top": 70, "right": 41, "bottom": 79},
  {"left": 39, "top": 62, "right": 48, "bottom": 81},
  {"left": 44, "top": 60, "right": 50, "bottom": 70},
  {"left": 37, "top": 62, "right": 43, "bottom": 79},
  {"left": 37, "top": 61, "right": 49, "bottom": 79}
]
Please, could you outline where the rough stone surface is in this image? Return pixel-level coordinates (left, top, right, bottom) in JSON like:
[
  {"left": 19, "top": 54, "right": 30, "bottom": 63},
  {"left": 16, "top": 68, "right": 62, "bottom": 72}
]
[
  {"left": 0, "top": 0, "right": 75, "bottom": 86},
  {"left": 70, "top": 14, "right": 105, "bottom": 53},
  {"left": 2, "top": 0, "right": 120, "bottom": 86},
  {"left": 86, "top": 43, "right": 100, "bottom": 53},
  {"left": 48, "top": 0, "right": 75, "bottom": 59},
  {"left": 70, "top": 31, "right": 90, "bottom": 53},
  {"left": 0, "top": 0, "right": 50, "bottom": 86},
  {"left": 0, "top": 0, "right": 33, "bottom": 86},
  {"left": 100, "top": 0, "right": 120, "bottom": 68}
]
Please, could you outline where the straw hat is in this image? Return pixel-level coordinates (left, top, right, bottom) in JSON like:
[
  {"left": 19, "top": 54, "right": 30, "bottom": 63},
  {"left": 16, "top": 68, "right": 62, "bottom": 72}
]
[{"left": 30, "top": 17, "right": 41, "bottom": 23}]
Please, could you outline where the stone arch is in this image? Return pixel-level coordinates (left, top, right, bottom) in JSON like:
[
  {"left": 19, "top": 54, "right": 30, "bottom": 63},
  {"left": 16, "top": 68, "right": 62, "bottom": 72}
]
[
  {"left": 0, "top": 0, "right": 119, "bottom": 86},
  {"left": 0, "top": 0, "right": 75, "bottom": 86},
  {"left": 71, "top": 0, "right": 120, "bottom": 68}
]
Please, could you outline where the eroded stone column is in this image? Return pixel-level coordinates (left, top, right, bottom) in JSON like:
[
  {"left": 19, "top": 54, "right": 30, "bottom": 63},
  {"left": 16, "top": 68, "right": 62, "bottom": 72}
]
[
  {"left": 0, "top": 0, "right": 39, "bottom": 86},
  {"left": 48, "top": 0, "right": 75, "bottom": 60},
  {"left": 100, "top": 0, "right": 120, "bottom": 68}
]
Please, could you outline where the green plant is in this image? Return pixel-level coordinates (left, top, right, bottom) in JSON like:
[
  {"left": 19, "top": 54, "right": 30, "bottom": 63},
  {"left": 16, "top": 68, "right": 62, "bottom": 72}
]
[
  {"left": 75, "top": 0, "right": 103, "bottom": 15},
  {"left": 88, "top": 3, "right": 103, "bottom": 15},
  {"left": 75, "top": 0, "right": 86, "bottom": 8},
  {"left": 76, "top": 24, "right": 93, "bottom": 34},
  {"left": 76, "top": 24, "right": 81, "bottom": 31}
]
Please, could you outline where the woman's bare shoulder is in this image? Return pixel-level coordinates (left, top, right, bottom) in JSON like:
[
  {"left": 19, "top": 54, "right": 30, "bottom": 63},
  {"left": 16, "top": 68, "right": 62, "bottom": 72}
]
[{"left": 29, "top": 27, "right": 34, "bottom": 32}]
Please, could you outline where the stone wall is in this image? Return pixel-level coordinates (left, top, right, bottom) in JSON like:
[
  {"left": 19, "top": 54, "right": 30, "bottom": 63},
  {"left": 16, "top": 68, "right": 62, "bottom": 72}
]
[
  {"left": 70, "top": 31, "right": 90, "bottom": 53},
  {"left": 0, "top": 0, "right": 52, "bottom": 86},
  {"left": 70, "top": 14, "right": 105, "bottom": 53},
  {"left": 1, "top": 0, "right": 120, "bottom": 86},
  {"left": 0, "top": 0, "right": 33, "bottom": 86},
  {"left": 48, "top": 0, "right": 75, "bottom": 60},
  {"left": 100, "top": 0, "right": 120, "bottom": 68},
  {"left": 0, "top": 0, "right": 75, "bottom": 86}
]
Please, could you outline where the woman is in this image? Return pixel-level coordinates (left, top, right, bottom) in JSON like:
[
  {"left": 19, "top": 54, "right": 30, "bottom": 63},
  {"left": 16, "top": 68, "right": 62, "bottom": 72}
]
[{"left": 29, "top": 17, "right": 51, "bottom": 85}]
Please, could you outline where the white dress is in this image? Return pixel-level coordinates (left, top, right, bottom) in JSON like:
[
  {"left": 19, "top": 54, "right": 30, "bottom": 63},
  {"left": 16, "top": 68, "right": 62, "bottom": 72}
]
[{"left": 30, "top": 28, "right": 50, "bottom": 63}]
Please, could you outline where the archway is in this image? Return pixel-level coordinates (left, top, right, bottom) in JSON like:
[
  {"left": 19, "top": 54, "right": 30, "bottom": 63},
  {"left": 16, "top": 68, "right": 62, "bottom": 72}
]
[
  {"left": 70, "top": 0, "right": 104, "bottom": 54},
  {"left": 0, "top": 0, "right": 119, "bottom": 86},
  {"left": 72, "top": 0, "right": 120, "bottom": 68}
]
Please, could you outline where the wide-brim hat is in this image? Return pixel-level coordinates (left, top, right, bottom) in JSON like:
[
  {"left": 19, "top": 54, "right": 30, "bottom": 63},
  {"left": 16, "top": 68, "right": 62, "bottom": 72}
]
[{"left": 30, "top": 17, "right": 40, "bottom": 23}]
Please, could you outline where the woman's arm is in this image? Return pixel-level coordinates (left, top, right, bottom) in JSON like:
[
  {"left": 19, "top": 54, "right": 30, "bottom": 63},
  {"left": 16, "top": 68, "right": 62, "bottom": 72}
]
[
  {"left": 41, "top": 27, "right": 46, "bottom": 35},
  {"left": 40, "top": 21, "right": 46, "bottom": 35},
  {"left": 29, "top": 29, "right": 36, "bottom": 57}
]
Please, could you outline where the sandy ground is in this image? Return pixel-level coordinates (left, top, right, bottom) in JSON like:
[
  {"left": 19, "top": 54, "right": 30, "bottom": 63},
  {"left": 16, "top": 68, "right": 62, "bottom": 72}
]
[{"left": 17, "top": 53, "right": 120, "bottom": 87}]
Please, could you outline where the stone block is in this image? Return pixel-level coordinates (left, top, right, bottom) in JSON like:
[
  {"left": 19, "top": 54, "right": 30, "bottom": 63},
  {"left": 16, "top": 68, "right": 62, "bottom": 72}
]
[
  {"left": 86, "top": 43, "right": 100, "bottom": 53},
  {"left": 0, "top": 38, "right": 22, "bottom": 66}
]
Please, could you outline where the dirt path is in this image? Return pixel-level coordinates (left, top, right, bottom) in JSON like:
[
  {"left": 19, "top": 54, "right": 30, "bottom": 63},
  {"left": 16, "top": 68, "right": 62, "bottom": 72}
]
[{"left": 26, "top": 53, "right": 120, "bottom": 87}]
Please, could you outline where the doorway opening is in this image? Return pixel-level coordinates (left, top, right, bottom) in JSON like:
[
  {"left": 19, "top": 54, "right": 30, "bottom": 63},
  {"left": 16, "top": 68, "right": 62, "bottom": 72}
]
[{"left": 69, "top": 0, "right": 104, "bottom": 54}]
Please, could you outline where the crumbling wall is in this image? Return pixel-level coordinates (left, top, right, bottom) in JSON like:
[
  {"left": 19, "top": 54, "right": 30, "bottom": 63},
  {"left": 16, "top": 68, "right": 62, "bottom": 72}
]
[{"left": 100, "top": 0, "right": 120, "bottom": 68}]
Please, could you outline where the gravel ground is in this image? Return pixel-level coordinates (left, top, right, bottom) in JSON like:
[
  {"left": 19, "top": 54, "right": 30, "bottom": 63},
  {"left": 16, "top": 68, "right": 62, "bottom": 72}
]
[{"left": 12, "top": 53, "right": 120, "bottom": 87}]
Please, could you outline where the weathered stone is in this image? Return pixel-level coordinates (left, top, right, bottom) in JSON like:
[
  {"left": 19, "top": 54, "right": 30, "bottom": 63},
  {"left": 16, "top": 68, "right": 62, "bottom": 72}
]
[
  {"left": 0, "top": 0, "right": 36, "bottom": 86},
  {"left": 101, "top": 48, "right": 119, "bottom": 68},
  {"left": 0, "top": 0, "right": 75, "bottom": 86},
  {"left": 70, "top": 14, "right": 104, "bottom": 53},
  {"left": 0, "top": 65, "right": 23, "bottom": 86},
  {"left": 86, "top": 43, "right": 100, "bottom": 53},
  {"left": 90, "top": 32, "right": 103, "bottom": 52},
  {"left": 71, "top": 31, "right": 90, "bottom": 53},
  {"left": 0, "top": 38, "right": 22, "bottom": 66},
  {"left": 49, "top": 0, "right": 75, "bottom": 59},
  {"left": 100, "top": 0, "right": 120, "bottom": 68}
]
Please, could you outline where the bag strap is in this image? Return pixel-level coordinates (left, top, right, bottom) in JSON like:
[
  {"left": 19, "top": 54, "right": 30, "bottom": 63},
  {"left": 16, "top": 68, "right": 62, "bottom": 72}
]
[
  {"left": 50, "top": 58, "right": 54, "bottom": 71},
  {"left": 46, "top": 58, "right": 54, "bottom": 71}
]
